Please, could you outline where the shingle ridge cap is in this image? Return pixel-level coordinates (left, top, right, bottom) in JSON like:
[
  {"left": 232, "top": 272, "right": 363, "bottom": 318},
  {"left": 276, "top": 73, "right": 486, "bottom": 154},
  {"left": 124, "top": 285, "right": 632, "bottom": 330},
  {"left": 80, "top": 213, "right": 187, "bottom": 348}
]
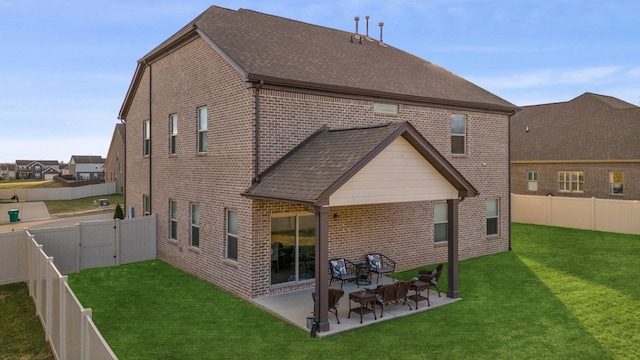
[{"left": 327, "top": 121, "right": 397, "bottom": 133}]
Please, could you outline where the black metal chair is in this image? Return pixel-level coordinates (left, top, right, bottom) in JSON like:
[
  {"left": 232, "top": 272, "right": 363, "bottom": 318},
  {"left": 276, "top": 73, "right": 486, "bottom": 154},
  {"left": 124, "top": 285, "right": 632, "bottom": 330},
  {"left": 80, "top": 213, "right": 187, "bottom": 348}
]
[
  {"left": 329, "top": 258, "right": 357, "bottom": 288},
  {"left": 366, "top": 253, "right": 396, "bottom": 284}
]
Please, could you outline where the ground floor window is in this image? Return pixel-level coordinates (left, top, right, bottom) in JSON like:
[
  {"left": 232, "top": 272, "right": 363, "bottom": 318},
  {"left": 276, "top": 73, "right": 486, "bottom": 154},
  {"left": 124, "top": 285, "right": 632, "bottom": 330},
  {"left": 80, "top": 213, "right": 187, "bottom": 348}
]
[
  {"left": 226, "top": 209, "right": 238, "bottom": 261},
  {"left": 609, "top": 171, "right": 624, "bottom": 194},
  {"left": 143, "top": 195, "right": 151, "bottom": 216},
  {"left": 486, "top": 198, "right": 499, "bottom": 236},
  {"left": 169, "top": 200, "right": 177, "bottom": 240},
  {"left": 526, "top": 171, "right": 538, "bottom": 191},
  {"left": 558, "top": 171, "right": 584, "bottom": 192},
  {"left": 434, "top": 202, "right": 448, "bottom": 242},
  {"left": 191, "top": 204, "right": 200, "bottom": 248},
  {"left": 271, "top": 214, "right": 315, "bottom": 285}
]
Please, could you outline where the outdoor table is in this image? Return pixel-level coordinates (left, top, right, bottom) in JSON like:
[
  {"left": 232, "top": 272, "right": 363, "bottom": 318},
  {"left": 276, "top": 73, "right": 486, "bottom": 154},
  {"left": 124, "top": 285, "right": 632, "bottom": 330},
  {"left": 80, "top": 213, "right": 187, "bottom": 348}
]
[
  {"left": 348, "top": 289, "right": 378, "bottom": 323},
  {"left": 408, "top": 280, "right": 430, "bottom": 309}
]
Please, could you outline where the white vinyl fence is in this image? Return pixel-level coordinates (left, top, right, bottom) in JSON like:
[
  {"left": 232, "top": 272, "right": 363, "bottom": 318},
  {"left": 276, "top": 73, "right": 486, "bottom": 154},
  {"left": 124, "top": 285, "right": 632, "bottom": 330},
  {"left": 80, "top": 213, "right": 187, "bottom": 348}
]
[
  {"left": 0, "top": 182, "right": 115, "bottom": 201},
  {"left": 0, "top": 215, "right": 157, "bottom": 359},
  {"left": 511, "top": 194, "right": 640, "bottom": 235}
]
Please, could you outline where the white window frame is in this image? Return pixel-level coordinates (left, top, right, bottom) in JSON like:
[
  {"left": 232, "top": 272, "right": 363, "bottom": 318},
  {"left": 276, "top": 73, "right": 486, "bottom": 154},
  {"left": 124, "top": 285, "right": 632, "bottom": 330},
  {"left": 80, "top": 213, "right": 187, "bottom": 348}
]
[
  {"left": 226, "top": 209, "right": 238, "bottom": 261},
  {"left": 609, "top": 171, "right": 624, "bottom": 195},
  {"left": 169, "top": 200, "right": 178, "bottom": 241},
  {"left": 190, "top": 203, "right": 200, "bottom": 248},
  {"left": 197, "top": 107, "right": 208, "bottom": 153},
  {"left": 143, "top": 120, "right": 150, "bottom": 156},
  {"left": 558, "top": 171, "right": 584, "bottom": 193},
  {"left": 526, "top": 171, "right": 538, "bottom": 191},
  {"left": 433, "top": 202, "right": 448, "bottom": 242},
  {"left": 451, "top": 114, "right": 466, "bottom": 155},
  {"left": 169, "top": 114, "right": 178, "bottom": 155},
  {"left": 143, "top": 194, "right": 151, "bottom": 216},
  {"left": 486, "top": 198, "right": 499, "bottom": 236}
]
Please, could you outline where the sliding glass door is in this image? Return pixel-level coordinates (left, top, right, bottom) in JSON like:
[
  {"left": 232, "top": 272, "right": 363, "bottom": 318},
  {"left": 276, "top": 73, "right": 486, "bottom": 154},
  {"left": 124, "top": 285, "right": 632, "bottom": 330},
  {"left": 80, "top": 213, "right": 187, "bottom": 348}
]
[{"left": 270, "top": 214, "right": 315, "bottom": 285}]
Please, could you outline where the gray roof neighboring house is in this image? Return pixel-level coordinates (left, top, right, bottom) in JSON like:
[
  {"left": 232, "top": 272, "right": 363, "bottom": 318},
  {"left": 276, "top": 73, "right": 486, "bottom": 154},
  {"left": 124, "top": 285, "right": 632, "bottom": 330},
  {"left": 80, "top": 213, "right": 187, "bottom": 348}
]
[
  {"left": 511, "top": 92, "right": 640, "bottom": 162},
  {"left": 16, "top": 160, "right": 60, "bottom": 166},
  {"left": 69, "top": 155, "right": 105, "bottom": 164},
  {"left": 243, "top": 121, "right": 477, "bottom": 205},
  {"left": 120, "top": 6, "right": 515, "bottom": 119}
]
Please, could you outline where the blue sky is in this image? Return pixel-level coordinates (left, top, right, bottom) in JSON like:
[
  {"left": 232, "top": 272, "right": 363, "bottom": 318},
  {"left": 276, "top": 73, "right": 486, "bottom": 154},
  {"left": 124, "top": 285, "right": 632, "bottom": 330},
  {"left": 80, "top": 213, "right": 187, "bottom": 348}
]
[{"left": 1, "top": 0, "right": 638, "bottom": 163}]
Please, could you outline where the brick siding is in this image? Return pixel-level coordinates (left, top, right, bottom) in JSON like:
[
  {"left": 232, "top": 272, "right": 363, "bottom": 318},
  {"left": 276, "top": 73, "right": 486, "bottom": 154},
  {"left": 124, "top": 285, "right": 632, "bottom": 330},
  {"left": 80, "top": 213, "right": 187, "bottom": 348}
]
[
  {"left": 512, "top": 162, "right": 640, "bottom": 200},
  {"left": 125, "top": 37, "right": 510, "bottom": 299}
]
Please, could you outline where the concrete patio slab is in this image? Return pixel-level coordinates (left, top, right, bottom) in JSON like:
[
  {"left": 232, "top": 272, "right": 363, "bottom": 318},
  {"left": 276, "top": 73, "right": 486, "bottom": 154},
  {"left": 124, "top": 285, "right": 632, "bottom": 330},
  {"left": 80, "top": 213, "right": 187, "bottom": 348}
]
[{"left": 252, "top": 275, "right": 459, "bottom": 337}]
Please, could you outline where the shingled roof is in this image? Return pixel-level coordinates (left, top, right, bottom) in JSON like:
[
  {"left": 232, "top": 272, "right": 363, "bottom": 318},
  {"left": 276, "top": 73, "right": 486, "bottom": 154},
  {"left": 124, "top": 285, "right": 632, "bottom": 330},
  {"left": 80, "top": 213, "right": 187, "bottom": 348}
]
[
  {"left": 242, "top": 121, "right": 477, "bottom": 205},
  {"left": 511, "top": 92, "right": 640, "bottom": 161},
  {"left": 120, "top": 6, "right": 515, "bottom": 119}
]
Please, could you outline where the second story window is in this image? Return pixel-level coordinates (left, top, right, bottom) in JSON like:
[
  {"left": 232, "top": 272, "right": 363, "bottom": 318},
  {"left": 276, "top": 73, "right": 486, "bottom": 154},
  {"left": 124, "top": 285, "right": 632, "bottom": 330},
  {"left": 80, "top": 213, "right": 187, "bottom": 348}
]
[
  {"left": 197, "top": 107, "right": 208, "bottom": 153},
  {"left": 609, "top": 171, "right": 624, "bottom": 195},
  {"left": 169, "top": 114, "right": 178, "bottom": 155},
  {"left": 526, "top": 171, "right": 538, "bottom": 191},
  {"left": 451, "top": 114, "right": 466, "bottom": 155},
  {"left": 143, "top": 120, "right": 150, "bottom": 156}
]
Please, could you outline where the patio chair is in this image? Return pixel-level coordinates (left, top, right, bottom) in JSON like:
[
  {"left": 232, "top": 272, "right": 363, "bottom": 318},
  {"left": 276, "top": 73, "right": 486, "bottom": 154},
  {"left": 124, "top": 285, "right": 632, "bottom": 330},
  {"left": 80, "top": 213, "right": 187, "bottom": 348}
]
[
  {"left": 366, "top": 253, "right": 396, "bottom": 284},
  {"left": 418, "top": 264, "right": 444, "bottom": 297},
  {"left": 375, "top": 280, "right": 412, "bottom": 317},
  {"left": 271, "top": 242, "right": 282, "bottom": 272},
  {"left": 329, "top": 258, "right": 358, "bottom": 289},
  {"left": 312, "top": 288, "right": 345, "bottom": 324}
]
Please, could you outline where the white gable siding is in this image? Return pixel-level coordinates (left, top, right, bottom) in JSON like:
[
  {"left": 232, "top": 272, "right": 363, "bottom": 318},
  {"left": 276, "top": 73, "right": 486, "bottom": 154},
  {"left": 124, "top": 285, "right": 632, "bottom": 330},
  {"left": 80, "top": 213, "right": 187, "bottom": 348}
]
[{"left": 329, "top": 137, "right": 458, "bottom": 206}]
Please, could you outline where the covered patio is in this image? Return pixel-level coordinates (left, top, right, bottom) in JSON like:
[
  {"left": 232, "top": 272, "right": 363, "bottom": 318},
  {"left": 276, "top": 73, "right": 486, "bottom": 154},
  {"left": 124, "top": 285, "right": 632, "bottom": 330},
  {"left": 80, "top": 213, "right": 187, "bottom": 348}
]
[
  {"left": 244, "top": 122, "right": 477, "bottom": 333},
  {"left": 253, "top": 274, "right": 459, "bottom": 337}
]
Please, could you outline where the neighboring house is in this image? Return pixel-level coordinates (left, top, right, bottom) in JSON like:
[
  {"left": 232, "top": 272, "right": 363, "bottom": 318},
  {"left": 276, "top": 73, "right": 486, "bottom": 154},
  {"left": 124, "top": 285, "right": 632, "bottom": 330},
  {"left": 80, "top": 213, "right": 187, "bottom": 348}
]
[
  {"left": 511, "top": 92, "right": 640, "bottom": 200},
  {"left": 68, "top": 155, "right": 105, "bottom": 180},
  {"left": 104, "top": 123, "right": 126, "bottom": 193},
  {"left": 59, "top": 163, "right": 70, "bottom": 176},
  {"left": 118, "top": 6, "right": 515, "bottom": 331},
  {"left": 15, "top": 160, "right": 60, "bottom": 179},
  {"left": 42, "top": 167, "right": 61, "bottom": 180},
  {"left": 0, "top": 163, "right": 16, "bottom": 180}
]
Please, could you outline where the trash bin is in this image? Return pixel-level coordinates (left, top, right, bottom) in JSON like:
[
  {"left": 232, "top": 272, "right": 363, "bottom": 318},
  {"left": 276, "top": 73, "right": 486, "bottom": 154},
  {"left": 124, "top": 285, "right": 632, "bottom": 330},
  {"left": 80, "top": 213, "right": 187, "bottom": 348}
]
[{"left": 8, "top": 209, "right": 19, "bottom": 223}]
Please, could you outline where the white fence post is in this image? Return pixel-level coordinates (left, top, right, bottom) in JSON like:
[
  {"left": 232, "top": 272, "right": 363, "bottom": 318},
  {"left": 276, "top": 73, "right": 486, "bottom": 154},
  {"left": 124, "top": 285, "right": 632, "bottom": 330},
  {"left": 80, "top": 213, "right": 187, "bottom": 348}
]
[
  {"left": 59, "top": 275, "right": 68, "bottom": 360},
  {"left": 45, "top": 255, "right": 54, "bottom": 342},
  {"left": 81, "top": 308, "right": 92, "bottom": 360},
  {"left": 114, "top": 219, "right": 121, "bottom": 267}
]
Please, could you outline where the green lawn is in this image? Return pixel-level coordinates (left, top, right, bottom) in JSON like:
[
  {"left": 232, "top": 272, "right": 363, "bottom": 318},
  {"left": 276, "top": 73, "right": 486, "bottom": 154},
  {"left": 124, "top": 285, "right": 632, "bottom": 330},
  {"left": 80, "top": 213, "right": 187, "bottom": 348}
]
[
  {"left": 66, "top": 223, "right": 640, "bottom": 359},
  {"left": 0, "top": 283, "right": 54, "bottom": 360},
  {"left": 44, "top": 194, "right": 123, "bottom": 216}
]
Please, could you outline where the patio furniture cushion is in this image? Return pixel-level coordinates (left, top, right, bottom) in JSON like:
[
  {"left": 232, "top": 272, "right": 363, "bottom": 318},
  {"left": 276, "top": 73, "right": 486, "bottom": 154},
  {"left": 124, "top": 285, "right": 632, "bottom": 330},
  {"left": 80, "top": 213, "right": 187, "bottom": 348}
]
[
  {"left": 330, "top": 259, "right": 347, "bottom": 276},
  {"left": 365, "top": 253, "right": 396, "bottom": 283}
]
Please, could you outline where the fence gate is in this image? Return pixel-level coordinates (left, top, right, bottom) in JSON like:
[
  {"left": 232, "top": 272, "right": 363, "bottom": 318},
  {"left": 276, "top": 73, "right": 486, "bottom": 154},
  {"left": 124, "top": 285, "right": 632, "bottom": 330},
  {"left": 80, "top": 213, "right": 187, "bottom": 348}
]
[{"left": 79, "top": 221, "right": 116, "bottom": 269}]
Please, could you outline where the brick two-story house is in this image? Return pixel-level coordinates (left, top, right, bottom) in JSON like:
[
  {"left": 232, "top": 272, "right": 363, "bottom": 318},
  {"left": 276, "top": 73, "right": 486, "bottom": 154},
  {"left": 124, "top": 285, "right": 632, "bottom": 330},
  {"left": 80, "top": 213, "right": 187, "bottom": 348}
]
[
  {"left": 104, "top": 124, "right": 126, "bottom": 193},
  {"left": 511, "top": 92, "right": 640, "bottom": 200},
  {"left": 118, "top": 6, "right": 515, "bottom": 332},
  {"left": 15, "top": 160, "right": 60, "bottom": 179}
]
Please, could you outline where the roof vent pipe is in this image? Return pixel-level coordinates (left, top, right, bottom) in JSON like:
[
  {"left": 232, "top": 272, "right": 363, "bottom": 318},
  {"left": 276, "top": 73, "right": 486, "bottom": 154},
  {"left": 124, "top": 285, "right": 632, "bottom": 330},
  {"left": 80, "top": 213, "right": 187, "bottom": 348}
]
[
  {"left": 354, "top": 16, "right": 360, "bottom": 39},
  {"left": 365, "top": 16, "right": 370, "bottom": 40},
  {"left": 379, "top": 22, "right": 384, "bottom": 45}
]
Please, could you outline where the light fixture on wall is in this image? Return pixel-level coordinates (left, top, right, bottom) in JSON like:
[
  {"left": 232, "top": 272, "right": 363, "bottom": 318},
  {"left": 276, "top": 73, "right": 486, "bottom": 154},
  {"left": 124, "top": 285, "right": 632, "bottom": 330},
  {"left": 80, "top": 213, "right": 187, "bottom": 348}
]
[{"left": 333, "top": 213, "right": 339, "bottom": 220}]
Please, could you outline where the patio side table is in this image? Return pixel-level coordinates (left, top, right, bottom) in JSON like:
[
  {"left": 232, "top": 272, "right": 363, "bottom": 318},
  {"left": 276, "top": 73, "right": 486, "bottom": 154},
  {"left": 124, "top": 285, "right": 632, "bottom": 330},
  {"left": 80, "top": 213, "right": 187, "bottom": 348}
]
[
  {"left": 408, "top": 280, "right": 430, "bottom": 309},
  {"left": 348, "top": 289, "right": 378, "bottom": 324},
  {"left": 355, "top": 262, "right": 371, "bottom": 287}
]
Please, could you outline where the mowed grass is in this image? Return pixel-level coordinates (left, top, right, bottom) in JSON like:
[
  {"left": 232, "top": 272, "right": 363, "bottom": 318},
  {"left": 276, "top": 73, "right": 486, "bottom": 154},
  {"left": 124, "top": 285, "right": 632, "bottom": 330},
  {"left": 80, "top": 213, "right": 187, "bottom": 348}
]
[
  {"left": 0, "top": 180, "right": 62, "bottom": 189},
  {"left": 67, "top": 223, "right": 640, "bottom": 359},
  {"left": 44, "top": 194, "right": 123, "bottom": 216},
  {"left": 0, "top": 283, "right": 54, "bottom": 360}
]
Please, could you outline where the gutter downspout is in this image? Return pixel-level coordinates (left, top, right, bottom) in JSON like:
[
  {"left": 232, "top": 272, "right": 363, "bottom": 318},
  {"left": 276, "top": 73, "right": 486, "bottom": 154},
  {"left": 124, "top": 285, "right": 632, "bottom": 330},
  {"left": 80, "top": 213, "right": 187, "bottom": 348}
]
[
  {"left": 120, "top": 119, "right": 126, "bottom": 214},
  {"left": 254, "top": 80, "right": 264, "bottom": 183},
  {"left": 507, "top": 110, "right": 515, "bottom": 251},
  {"left": 147, "top": 61, "right": 153, "bottom": 215}
]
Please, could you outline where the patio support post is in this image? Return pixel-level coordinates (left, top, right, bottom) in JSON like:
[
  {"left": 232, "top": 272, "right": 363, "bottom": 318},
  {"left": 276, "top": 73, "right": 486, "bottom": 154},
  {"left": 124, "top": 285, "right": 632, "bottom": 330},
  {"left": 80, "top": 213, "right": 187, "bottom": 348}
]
[
  {"left": 447, "top": 198, "right": 460, "bottom": 299},
  {"left": 314, "top": 205, "right": 330, "bottom": 332}
]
